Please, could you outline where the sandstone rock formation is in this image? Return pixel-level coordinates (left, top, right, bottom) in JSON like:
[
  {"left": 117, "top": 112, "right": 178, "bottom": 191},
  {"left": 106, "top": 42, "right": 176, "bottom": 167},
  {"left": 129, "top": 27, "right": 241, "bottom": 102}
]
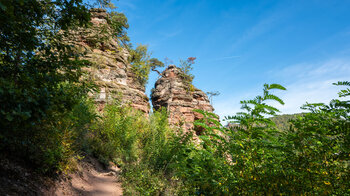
[
  {"left": 151, "top": 65, "right": 215, "bottom": 132},
  {"left": 68, "top": 8, "right": 150, "bottom": 113}
]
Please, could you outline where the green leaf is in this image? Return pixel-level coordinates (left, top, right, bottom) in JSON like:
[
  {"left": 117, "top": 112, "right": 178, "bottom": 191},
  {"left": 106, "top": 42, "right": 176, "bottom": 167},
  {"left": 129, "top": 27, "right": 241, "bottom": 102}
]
[
  {"left": 268, "top": 83, "right": 286, "bottom": 91},
  {"left": 264, "top": 94, "right": 285, "bottom": 105}
]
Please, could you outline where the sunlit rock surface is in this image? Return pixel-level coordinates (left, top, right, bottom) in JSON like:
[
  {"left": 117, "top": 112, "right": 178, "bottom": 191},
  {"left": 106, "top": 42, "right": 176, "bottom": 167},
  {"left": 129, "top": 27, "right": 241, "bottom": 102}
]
[
  {"left": 68, "top": 9, "right": 150, "bottom": 113},
  {"left": 151, "top": 65, "right": 215, "bottom": 132}
]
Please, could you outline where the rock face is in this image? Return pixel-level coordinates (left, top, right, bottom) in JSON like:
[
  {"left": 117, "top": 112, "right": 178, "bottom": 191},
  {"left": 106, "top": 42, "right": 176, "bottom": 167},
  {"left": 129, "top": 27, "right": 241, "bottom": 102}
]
[
  {"left": 69, "top": 9, "right": 150, "bottom": 113},
  {"left": 151, "top": 65, "right": 214, "bottom": 132}
]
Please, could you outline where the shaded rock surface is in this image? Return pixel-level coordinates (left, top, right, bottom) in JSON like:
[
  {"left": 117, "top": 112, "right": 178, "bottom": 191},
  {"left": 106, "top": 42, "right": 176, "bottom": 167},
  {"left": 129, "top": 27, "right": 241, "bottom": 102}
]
[
  {"left": 68, "top": 8, "right": 150, "bottom": 113},
  {"left": 151, "top": 65, "right": 215, "bottom": 132}
]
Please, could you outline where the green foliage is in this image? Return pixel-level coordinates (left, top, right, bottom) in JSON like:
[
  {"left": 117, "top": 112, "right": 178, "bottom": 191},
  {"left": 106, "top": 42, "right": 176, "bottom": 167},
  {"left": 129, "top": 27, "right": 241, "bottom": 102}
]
[
  {"left": 334, "top": 81, "right": 350, "bottom": 97},
  {"left": 170, "top": 82, "right": 349, "bottom": 195},
  {"left": 7, "top": 98, "right": 98, "bottom": 174},
  {"left": 109, "top": 11, "right": 130, "bottom": 46},
  {"left": 279, "top": 81, "right": 350, "bottom": 194},
  {"left": 128, "top": 45, "right": 164, "bottom": 86},
  {"left": 226, "top": 83, "right": 286, "bottom": 128},
  {"left": 85, "top": 103, "right": 193, "bottom": 195},
  {"left": 149, "top": 57, "right": 165, "bottom": 75},
  {"left": 96, "top": 0, "right": 113, "bottom": 9},
  {"left": 0, "top": 0, "right": 91, "bottom": 126},
  {"left": 87, "top": 105, "right": 144, "bottom": 165},
  {"left": 170, "top": 84, "right": 287, "bottom": 195},
  {"left": 179, "top": 57, "right": 196, "bottom": 91},
  {"left": 269, "top": 113, "right": 303, "bottom": 130},
  {"left": 52, "top": 98, "right": 98, "bottom": 174},
  {"left": 150, "top": 58, "right": 165, "bottom": 68},
  {"left": 128, "top": 44, "right": 151, "bottom": 85},
  {"left": 0, "top": 0, "right": 95, "bottom": 174}
]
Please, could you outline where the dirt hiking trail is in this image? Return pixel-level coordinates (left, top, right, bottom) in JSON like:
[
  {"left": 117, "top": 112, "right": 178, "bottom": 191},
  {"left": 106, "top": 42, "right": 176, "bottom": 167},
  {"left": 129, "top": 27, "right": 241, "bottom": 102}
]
[{"left": 54, "top": 157, "right": 123, "bottom": 196}]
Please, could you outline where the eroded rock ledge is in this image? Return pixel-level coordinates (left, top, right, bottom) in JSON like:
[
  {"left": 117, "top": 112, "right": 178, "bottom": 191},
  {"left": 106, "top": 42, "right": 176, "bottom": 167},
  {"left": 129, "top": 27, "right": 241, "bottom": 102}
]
[
  {"left": 151, "top": 65, "right": 215, "bottom": 132},
  {"left": 69, "top": 9, "right": 150, "bottom": 113}
]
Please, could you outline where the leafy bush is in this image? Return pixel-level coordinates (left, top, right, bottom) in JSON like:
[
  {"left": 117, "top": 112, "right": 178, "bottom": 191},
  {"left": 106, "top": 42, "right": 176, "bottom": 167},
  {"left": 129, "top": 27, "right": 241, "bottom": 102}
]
[
  {"left": 171, "top": 84, "right": 287, "bottom": 195},
  {"left": 280, "top": 81, "right": 350, "bottom": 194},
  {"left": 179, "top": 57, "right": 196, "bottom": 92},
  {"left": 171, "top": 82, "right": 349, "bottom": 195}
]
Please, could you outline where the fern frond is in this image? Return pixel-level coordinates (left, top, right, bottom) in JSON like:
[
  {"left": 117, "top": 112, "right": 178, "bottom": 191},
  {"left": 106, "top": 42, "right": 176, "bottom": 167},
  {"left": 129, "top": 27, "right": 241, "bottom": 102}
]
[
  {"left": 193, "top": 109, "right": 206, "bottom": 116},
  {"left": 338, "top": 89, "right": 350, "bottom": 97},
  {"left": 207, "top": 112, "right": 219, "bottom": 119},
  {"left": 242, "top": 99, "right": 259, "bottom": 105},
  {"left": 264, "top": 94, "right": 285, "bottom": 105},
  {"left": 333, "top": 81, "right": 350, "bottom": 86},
  {"left": 263, "top": 104, "right": 280, "bottom": 112},
  {"left": 333, "top": 81, "right": 350, "bottom": 97},
  {"left": 207, "top": 117, "right": 221, "bottom": 127},
  {"left": 254, "top": 95, "right": 263, "bottom": 104},
  {"left": 240, "top": 103, "right": 252, "bottom": 112},
  {"left": 300, "top": 102, "right": 326, "bottom": 111},
  {"left": 268, "top": 83, "right": 287, "bottom": 91},
  {"left": 193, "top": 121, "right": 210, "bottom": 130}
]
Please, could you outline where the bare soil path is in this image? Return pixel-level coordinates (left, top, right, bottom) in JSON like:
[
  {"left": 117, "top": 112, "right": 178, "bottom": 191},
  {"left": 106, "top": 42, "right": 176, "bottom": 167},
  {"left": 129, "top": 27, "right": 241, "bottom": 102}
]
[{"left": 54, "top": 158, "right": 123, "bottom": 196}]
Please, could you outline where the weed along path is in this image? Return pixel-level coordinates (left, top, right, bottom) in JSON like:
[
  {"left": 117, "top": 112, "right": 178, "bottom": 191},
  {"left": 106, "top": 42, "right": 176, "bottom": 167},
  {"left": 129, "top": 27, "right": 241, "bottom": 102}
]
[{"left": 54, "top": 157, "right": 123, "bottom": 196}]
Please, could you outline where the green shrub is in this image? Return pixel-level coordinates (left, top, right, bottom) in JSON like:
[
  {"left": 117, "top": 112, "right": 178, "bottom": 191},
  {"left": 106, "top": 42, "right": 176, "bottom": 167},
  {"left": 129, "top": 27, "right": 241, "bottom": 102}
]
[
  {"left": 1, "top": 97, "right": 98, "bottom": 174},
  {"left": 35, "top": 98, "right": 97, "bottom": 174},
  {"left": 88, "top": 105, "right": 143, "bottom": 165},
  {"left": 0, "top": 0, "right": 94, "bottom": 174},
  {"left": 172, "top": 82, "right": 349, "bottom": 195},
  {"left": 280, "top": 82, "right": 350, "bottom": 194},
  {"left": 87, "top": 105, "right": 190, "bottom": 195}
]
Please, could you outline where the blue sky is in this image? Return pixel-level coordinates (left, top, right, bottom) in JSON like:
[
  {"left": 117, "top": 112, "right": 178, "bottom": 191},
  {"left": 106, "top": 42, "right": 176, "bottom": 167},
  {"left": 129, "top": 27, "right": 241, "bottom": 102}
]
[{"left": 114, "top": 0, "right": 350, "bottom": 119}]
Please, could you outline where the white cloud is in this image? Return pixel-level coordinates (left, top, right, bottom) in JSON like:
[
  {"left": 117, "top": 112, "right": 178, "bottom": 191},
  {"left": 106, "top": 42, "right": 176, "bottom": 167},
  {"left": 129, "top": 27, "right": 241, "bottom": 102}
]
[
  {"left": 213, "top": 58, "right": 350, "bottom": 120},
  {"left": 274, "top": 79, "right": 346, "bottom": 114},
  {"left": 213, "top": 90, "right": 259, "bottom": 121},
  {"left": 271, "top": 58, "right": 350, "bottom": 114},
  {"left": 213, "top": 96, "right": 242, "bottom": 120}
]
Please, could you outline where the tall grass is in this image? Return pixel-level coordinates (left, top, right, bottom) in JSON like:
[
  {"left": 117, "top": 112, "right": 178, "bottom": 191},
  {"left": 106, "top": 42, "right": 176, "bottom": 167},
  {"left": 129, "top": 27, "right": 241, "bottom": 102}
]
[{"left": 87, "top": 104, "right": 191, "bottom": 195}]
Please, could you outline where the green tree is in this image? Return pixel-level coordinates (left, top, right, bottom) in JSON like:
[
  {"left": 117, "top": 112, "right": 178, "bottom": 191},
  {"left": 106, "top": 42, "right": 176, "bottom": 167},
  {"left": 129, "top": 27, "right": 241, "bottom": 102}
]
[
  {"left": 129, "top": 44, "right": 151, "bottom": 85},
  {"left": 149, "top": 58, "right": 165, "bottom": 75},
  {"left": 108, "top": 8, "right": 130, "bottom": 47},
  {"left": 129, "top": 45, "right": 164, "bottom": 85},
  {"left": 0, "top": 0, "right": 93, "bottom": 172}
]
